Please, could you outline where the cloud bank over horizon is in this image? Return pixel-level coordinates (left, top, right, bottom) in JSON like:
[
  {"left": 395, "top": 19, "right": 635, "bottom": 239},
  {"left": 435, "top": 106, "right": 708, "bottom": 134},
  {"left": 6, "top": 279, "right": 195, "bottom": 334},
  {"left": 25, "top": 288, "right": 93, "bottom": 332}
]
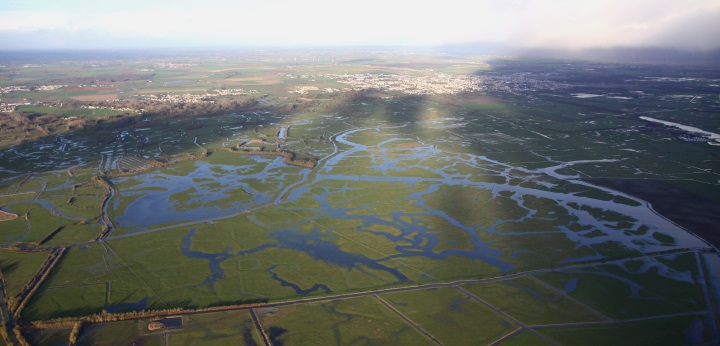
[{"left": 1, "top": 0, "right": 719, "bottom": 50}]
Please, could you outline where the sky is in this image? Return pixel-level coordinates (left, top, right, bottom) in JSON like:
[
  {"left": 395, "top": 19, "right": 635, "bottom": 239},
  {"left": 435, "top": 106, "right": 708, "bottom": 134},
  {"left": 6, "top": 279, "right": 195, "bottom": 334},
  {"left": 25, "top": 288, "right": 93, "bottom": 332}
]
[{"left": 1, "top": 0, "right": 719, "bottom": 50}]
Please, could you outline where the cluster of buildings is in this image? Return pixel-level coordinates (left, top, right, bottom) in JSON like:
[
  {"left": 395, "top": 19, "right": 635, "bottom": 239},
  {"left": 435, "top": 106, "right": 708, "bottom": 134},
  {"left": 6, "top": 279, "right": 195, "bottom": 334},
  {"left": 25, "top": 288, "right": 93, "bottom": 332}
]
[
  {"left": 278, "top": 73, "right": 323, "bottom": 79},
  {"left": 0, "top": 101, "right": 30, "bottom": 113},
  {"left": 328, "top": 73, "right": 486, "bottom": 95},
  {"left": 292, "top": 86, "right": 342, "bottom": 94},
  {"left": 1, "top": 84, "right": 67, "bottom": 94},
  {"left": 215, "top": 88, "right": 259, "bottom": 96},
  {"left": 138, "top": 88, "right": 258, "bottom": 103},
  {"left": 34, "top": 85, "right": 66, "bottom": 91},
  {"left": 0, "top": 84, "right": 261, "bottom": 114},
  {"left": 0, "top": 77, "right": 29, "bottom": 112},
  {"left": 0, "top": 86, "right": 30, "bottom": 94},
  {"left": 140, "top": 93, "right": 212, "bottom": 103},
  {"left": 153, "top": 62, "right": 195, "bottom": 69},
  {"left": 79, "top": 104, "right": 137, "bottom": 112},
  {"left": 486, "top": 73, "right": 570, "bottom": 93},
  {"left": 285, "top": 72, "right": 570, "bottom": 96}
]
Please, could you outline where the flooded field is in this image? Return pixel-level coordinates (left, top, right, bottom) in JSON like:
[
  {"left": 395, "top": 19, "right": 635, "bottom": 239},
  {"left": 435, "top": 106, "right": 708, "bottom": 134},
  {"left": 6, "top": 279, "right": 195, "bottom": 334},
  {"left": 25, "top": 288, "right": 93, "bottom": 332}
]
[{"left": 1, "top": 52, "right": 718, "bottom": 345}]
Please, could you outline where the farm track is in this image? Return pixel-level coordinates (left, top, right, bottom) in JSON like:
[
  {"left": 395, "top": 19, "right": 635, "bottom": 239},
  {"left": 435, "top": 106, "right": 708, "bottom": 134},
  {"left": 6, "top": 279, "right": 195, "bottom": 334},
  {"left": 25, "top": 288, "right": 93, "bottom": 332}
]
[
  {"left": 29, "top": 247, "right": 714, "bottom": 345},
  {"left": 84, "top": 126, "right": 718, "bottom": 343},
  {"left": 0, "top": 273, "right": 21, "bottom": 345},
  {"left": 528, "top": 311, "right": 708, "bottom": 330},
  {"left": 695, "top": 252, "right": 720, "bottom": 342},
  {"left": 11, "top": 248, "right": 65, "bottom": 321},
  {"left": 456, "top": 286, "right": 558, "bottom": 346},
  {"left": 250, "top": 308, "right": 271, "bottom": 346},
  {"left": 254, "top": 248, "right": 714, "bottom": 311},
  {"left": 32, "top": 183, "right": 46, "bottom": 200},
  {"left": 241, "top": 247, "right": 715, "bottom": 345},
  {"left": 526, "top": 274, "right": 612, "bottom": 321},
  {"left": 7, "top": 122, "right": 718, "bottom": 343},
  {"left": 373, "top": 294, "right": 443, "bottom": 345},
  {"left": 42, "top": 124, "right": 714, "bottom": 333}
]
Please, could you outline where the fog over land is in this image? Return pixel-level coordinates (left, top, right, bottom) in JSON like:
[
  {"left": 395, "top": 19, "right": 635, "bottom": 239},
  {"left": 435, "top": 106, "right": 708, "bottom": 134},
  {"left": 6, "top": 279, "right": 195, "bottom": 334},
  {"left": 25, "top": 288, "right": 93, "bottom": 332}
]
[{"left": 1, "top": 0, "right": 719, "bottom": 51}]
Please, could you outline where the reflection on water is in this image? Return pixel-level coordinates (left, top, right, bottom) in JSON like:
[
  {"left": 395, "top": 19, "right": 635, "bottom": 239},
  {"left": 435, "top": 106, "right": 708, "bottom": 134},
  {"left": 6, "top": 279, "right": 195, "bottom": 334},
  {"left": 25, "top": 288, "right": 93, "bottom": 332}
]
[
  {"left": 271, "top": 229, "right": 409, "bottom": 282},
  {"left": 268, "top": 264, "right": 332, "bottom": 295},
  {"left": 315, "top": 127, "right": 706, "bottom": 252},
  {"left": 182, "top": 228, "right": 234, "bottom": 291},
  {"left": 114, "top": 156, "right": 296, "bottom": 233},
  {"left": 121, "top": 125, "right": 710, "bottom": 297}
]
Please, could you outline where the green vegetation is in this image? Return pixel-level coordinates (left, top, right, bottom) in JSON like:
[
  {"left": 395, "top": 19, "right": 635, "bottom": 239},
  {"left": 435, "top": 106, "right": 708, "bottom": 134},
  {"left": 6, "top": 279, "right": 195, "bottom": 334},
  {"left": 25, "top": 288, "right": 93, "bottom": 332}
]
[
  {"left": 499, "top": 330, "right": 554, "bottom": 345},
  {"left": 379, "top": 287, "right": 518, "bottom": 345},
  {"left": 22, "top": 328, "right": 72, "bottom": 346},
  {"left": 0, "top": 202, "right": 72, "bottom": 243},
  {"left": 169, "top": 310, "right": 263, "bottom": 345},
  {"left": 536, "top": 254, "right": 707, "bottom": 319},
  {"left": 259, "top": 297, "right": 431, "bottom": 345},
  {"left": 537, "top": 316, "right": 709, "bottom": 345},
  {"left": 77, "top": 320, "right": 163, "bottom": 346},
  {"left": 0, "top": 250, "right": 48, "bottom": 297},
  {"left": 0, "top": 51, "right": 718, "bottom": 345},
  {"left": 463, "top": 276, "right": 605, "bottom": 325}
]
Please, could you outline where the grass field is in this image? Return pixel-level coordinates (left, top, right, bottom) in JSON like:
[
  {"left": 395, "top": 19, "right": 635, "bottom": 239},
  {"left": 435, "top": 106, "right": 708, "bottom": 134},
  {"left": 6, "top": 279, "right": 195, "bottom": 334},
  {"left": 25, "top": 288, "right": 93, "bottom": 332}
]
[
  {"left": 77, "top": 320, "right": 163, "bottom": 346},
  {"left": 379, "top": 287, "right": 518, "bottom": 345},
  {"left": 22, "top": 328, "right": 73, "bottom": 346},
  {"left": 1, "top": 51, "right": 718, "bottom": 345},
  {"left": 499, "top": 330, "right": 554, "bottom": 345},
  {"left": 168, "top": 310, "right": 263, "bottom": 345},
  {"left": 537, "top": 315, "right": 710, "bottom": 345},
  {"left": 259, "top": 297, "right": 432, "bottom": 345},
  {"left": 0, "top": 249, "right": 49, "bottom": 297},
  {"left": 0, "top": 202, "right": 73, "bottom": 243},
  {"left": 462, "top": 276, "right": 605, "bottom": 325},
  {"left": 535, "top": 253, "right": 708, "bottom": 319}
]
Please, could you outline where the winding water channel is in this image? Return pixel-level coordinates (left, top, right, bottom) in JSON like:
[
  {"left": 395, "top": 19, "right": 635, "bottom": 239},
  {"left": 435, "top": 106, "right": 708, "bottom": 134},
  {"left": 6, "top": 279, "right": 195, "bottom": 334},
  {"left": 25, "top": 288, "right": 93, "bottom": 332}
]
[{"left": 100, "top": 125, "right": 712, "bottom": 294}]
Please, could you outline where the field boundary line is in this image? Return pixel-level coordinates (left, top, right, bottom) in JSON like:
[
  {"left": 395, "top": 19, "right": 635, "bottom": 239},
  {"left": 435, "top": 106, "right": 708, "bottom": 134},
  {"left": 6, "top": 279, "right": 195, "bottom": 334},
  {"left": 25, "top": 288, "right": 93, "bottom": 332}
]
[
  {"left": 529, "top": 310, "right": 708, "bottom": 329},
  {"left": 526, "top": 274, "right": 613, "bottom": 322},
  {"left": 373, "top": 294, "right": 443, "bottom": 345},
  {"left": 102, "top": 240, "right": 166, "bottom": 305},
  {"left": 456, "top": 286, "right": 557, "bottom": 346},
  {"left": 488, "top": 327, "right": 523, "bottom": 346},
  {"left": 695, "top": 252, "right": 719, "bottom": 343},
  {"left": 250, "top": 308, "right": 271, "bottom": 346}
]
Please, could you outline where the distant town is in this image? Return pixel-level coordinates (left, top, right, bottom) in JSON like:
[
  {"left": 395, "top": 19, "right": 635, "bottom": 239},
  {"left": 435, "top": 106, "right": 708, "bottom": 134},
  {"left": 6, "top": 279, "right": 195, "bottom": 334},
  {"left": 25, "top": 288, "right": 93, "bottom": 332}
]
[{"left": 0, "top": 71, "right": 569, "bottom": 114}]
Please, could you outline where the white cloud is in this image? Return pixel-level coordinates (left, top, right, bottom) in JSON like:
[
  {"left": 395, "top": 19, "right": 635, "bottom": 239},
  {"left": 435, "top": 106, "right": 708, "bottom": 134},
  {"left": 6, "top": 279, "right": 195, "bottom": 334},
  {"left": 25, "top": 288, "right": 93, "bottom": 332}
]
[
  {"left": 0, "top": 11, "right": 70, "bottom": 31},
  {"left": 1, "top": 0, "right": 718, "bottom": 49}
]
